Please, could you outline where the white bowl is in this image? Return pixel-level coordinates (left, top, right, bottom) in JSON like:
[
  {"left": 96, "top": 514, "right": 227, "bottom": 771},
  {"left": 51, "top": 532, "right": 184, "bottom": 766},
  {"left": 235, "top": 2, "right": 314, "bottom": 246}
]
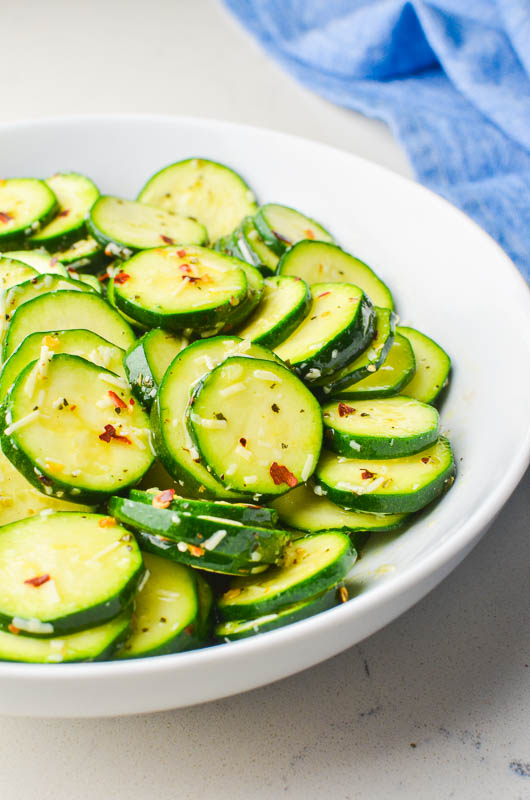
[{"left": 0, "top": 115, "right": 528, "bottom": 717}]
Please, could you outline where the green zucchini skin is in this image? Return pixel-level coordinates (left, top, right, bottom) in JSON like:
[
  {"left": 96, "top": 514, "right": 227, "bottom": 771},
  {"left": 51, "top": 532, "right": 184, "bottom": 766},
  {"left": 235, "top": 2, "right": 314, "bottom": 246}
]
[
  {"left": 108, "top": 496, "right": 289, "bottom": 572},
  {"left": 275, "top": 282, "right": 374, "bottom": 382},
  {"left": 0, "top": 257, "right": 38, "bottom": 290},
  {"left": 196, "top": 573, "right": 214, "bottom": 641},
  {"left": 397, "top": 326, "right": 451, "bottom": 405},
  {"left": 0, "top": 179, "right": 58, "bottom": 249},
  {"left": 239, "top": 216, "right": 279, "bottom": 272},
  {"left": 129, "top": 488, "right": 279, "bottom": 528},
  {"left": 236, "top": 275, "right": 312, "bottom": 349},
  {"left": 0, "top": 609, "right": 132, "bottom": 663},
  {"left": 217, "top": 531, "right": 356, "bottom": 621},
  {"left": 5, "top": 273, "right": 95, "bottom": 320},
  {"left": 0, "top": 512, "right": 144, "bottom": 637},
  {"left": 123, "top": 328, "right": 188, "bottom": 408},
  {"left": 254, "top": 204, "right": 334, "bottom": 256},
  {"left": 322, "top": 396, "right": 440, "bottom": 459},
  {"left": 215, "top": 587, "right": 341, "bottom": 641},
  {"left": 315, "top": 437, "right": 456, "bottom": 514},
  {"left": 221, "top": 261, "right": 264, "bottom": 333},
  {"left": 31, "top": 173, "right": 99, "bottom": 251},
  {"left": 53, "top": 236, "right": 106, "bottom": 272},
  {"left": 276, "top": 239, "right": 394, "bottom": 310},
  {"left": 114, "top": 553, "right": 203, "bottom": 659},
  {"left": 337, "top": 333, "right": 416, "bottom": 399},
  {"left": 4, "top": 250, "right": 68, "bottom": 277}
]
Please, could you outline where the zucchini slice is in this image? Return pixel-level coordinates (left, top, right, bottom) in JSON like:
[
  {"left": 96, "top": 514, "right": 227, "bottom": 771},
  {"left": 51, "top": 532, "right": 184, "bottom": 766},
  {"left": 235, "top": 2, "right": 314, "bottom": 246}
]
[
  {"left": 88, "top": 195, "right": 207, "bottom": 255},
  {"left": 66, "top": 270, "right": 103, "bottom": 293},
  {"left": 105, "top": 275, "right": 149, "bottom": 333},
  {"left": 109, "top": 496, "right": 288, "bottom": 574},
  {"left": 322, "top": 396, "right": 440, "bottom": 459},
  {"left": 1, "top": 354, "right": 154, "bottom": 505},
  {"left": 196, "top": 574, "right": 214, "bottom": 641},
  {"left": 53, "top": 236, "right": 105, "bottom": 272},
  {"left": 152, "top": 335, "right": 281, "bottom": 499},
  {"left": 30, "top": 173, "right": 99, "bottom": 250},
  {"left": 129, "top": 488, "right": 279, "bottom": 529},
  {"left": 0, "top": 512, "right": 143, "bottom": 637},
  {"left": 339, "top": 333, "right": 416, "bottom": 399},
  {"left": 138, "top": 158, "right": 257, "bottom": 243},
  {"left": 274, "top": 282, "right": 374, "bottom": 382},
  {"left": 188, "top": 356, "right": 322, "bottom": 497},
  {"left": 315, "top": 436, "right": 456, "bottom": 513},
  {"left": 124, "top": 328, "right": 188, "bottom": 408},
  {"left": 0, "top": 178, "right": 57, "bottom": 249},
  {"left": 238, "top": 216, "right": 279, "bottom": 272},
  {"left": 0, "top": 448, "right": 94, "bottom": 526},
  {"left": 115, "top": 553, "right": 201, "bottom": 659},
  {"left": 0, "top": 609, "right": 131, "bottom": 663},
  {"left": 315, "top": 307, "right": 396, "bottom": 397},
  {"left": 4, "top": 250, "right": 68, "bottom": 277},
  {"left": 5, "top": 273, "right": 94, "bottom": 319},
  {"left": 254, "top": 203, "right": 333, "bottom": 256},
  {"left": 216, "top": 587, "right": 340, "bottom": 641},
  {"left": 397, "top": 326, "right": 451, "bottom": 405},
  {"left": 0, "top": 256, "right": 38, "bottom": 289},
  {"left": 217, "top": 531, "right": 355, "bottom": 620},
  {"left": 3, "top": 290, "right": 136, "bottom": 359},
  {"left": 236, "top": 275, "right": 311, "bottom": 348},
  {"left": 0, "top": 329, "right": 125, "bottom": 400},
  {"left": 221, "top": 260, "right": 264, "bottom": 333},
  {"left": 270, "top": 482, "right": 408, "bottom": 534},
  {"left": 110, "top": 246, "right": 248, "bottom": 333},
  {"left": 277, "top": 240, "right": 393, "bottom": 309}
]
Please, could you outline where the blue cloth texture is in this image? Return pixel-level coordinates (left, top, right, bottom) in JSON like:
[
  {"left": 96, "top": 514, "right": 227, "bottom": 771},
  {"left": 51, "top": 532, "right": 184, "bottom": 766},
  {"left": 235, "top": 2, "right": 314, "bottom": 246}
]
[{"left": 225, "top": 0, "right": 530, "bottom": 279}]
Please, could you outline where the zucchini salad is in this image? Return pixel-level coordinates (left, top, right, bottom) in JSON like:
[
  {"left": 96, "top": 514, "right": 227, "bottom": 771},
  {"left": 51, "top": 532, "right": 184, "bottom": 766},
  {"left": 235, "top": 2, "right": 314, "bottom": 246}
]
[{"left": 0, "top": 159, "right": 455, "bottom": 662}]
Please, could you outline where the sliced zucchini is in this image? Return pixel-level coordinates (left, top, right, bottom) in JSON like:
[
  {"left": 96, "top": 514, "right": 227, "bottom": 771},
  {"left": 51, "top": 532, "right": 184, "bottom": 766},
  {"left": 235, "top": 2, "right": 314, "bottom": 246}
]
[
  {"left": 0, "top": 609, "right": 131, "bottom": 663},
  {"left": 339, "top": 333, "right": 416, "bottom": 399},
  {"left": 0, "top": 178, "right": 57, "bottom": 249},
  {"left": 138, "top": 158, "right": 257, "bottom": 242},
  {"left": 129, "top": 488, "right": 279, "bottom": 528},
  {"left": 0, "top": 447, "right": 94, "bottom": 526},
  {"left": 221, "top": 260, "right": 264, "bottom": 333},
  {"left": 53, "top": 236, "right": 105, "bottom": 272},
  {"left": 397, "top": 326, "right": 451, "bottom": 405},
  {"left": 4, "top": 250, "right": 68, "bottom": 277},
  {"left": 1, "top": 354, "right": 154, "bottom": 505},
  {"left": 238, "top": 216, "right": 279, "bottom": 272},
  {"left": 106, "top": 275, "right": 149, "bottom": 333},
  {"left": 315, "top": 436, "right": 455, "bottom": 513},
  {"left": 115, "top": 553, "right": 201, "bottom": 659},
  {"left": 110, "top": 246, "right": 247, "bottom": 333},
  {"left": 66, "top": 269, "right": 103, "bottom": 293},
  {"left": 0, "top": 512, "right": 143, "bottom": 637},
  {"left": 0, "top": 257, "right": 38, "bottom": 289},
  {"left": 236, "top": 275, "right": 311, "bottom": 348},
  {"left": 322, "top": 396, "right": 440, "bottom": 459},
  {"left": 254, "top": 203, "right": 333, "bottom": 256},
  {"left": 216, "top": 587, "right": 340, "bottom": 641},
  {"left": 87, "top": 195, "right": 207, "bottom": 255},
  {"left": 5, "top": 273, "right": 94, "bottom": 320},
  {"left": 196, "top": 574, "right": 214, "bottom": 641},
  {"left": 217, "top": 531, "right": 355, "bottom": 620},
  {"left": 188, "top": 356, "right": 322, "bottom": 496},
  {"left": 152, "top": 335, "right": 281, "bottom": 499},
  {"left": 277, "top": 240, "right": 393, "bottom": 309},
  {"left": 3, "top": 290, "right": 136, "bottom": 359},
  {"left": 30, "top": 173, "right": 99, "bottom": 250},
  {"left": 270, "top": 482, "right": 408, "bottom": 534},
  {"left": 109, "top": 496, "right": 288, "bottom": 574},
  {"left": 0, "top": 329, "right": 125, "bottom": 401},
  {"left": 274, "top": 282, "right": 374, "bottom": 381},
  {"left": 124, "top": 328, "right": 188, "bottom": 408},
  {"left": 315, "top": 307, "right": 396, "bottom": 396}
]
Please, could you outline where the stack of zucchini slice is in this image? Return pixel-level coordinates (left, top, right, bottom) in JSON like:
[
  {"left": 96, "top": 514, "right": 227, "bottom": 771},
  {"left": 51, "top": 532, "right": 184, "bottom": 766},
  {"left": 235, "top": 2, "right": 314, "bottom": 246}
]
[{"left": 0, "top": 157, "right": 455, "bottom": 662}]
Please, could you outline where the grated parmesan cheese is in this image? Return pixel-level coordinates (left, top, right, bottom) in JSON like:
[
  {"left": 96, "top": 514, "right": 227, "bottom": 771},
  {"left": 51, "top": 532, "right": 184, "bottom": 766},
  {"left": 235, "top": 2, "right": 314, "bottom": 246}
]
[
  {"left": 202, "top": 529, "right": 227, "bottom": 551},
  {"left": 190, "top": 412, "right": 227, "bottom": 430},
  {"left": 301, "top": 454, "right": 314, "bottom": 482},
  {"left": 4, "top": 409, "right": 41, "bottom": 435},
  {"left": 253, "top": 369, "right": 281, "bottom": 382},
  {"left": 219, "top": 382, "right": 246, "bottom": 397},
  {"left": 98, "top": 373, "right": 128, "bottom": 390}
]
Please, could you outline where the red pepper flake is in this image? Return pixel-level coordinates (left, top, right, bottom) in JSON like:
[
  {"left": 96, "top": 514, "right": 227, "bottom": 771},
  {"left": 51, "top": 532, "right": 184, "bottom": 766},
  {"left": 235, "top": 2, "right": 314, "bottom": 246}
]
[
  {"left": 239, "top": 437, "right": 247, "bottom": 447},
  {"left": 421, "top": 457, "right": 430, "bottom": 464},
  {"left": 189, "top": 544, "right": 205, "bottom": 558},
  {"left": 108, "top": 390, "right": 127, "bottom": 409},
  {"left": 58, "top": 209, "right": 70, "bottom": 218},
  {"left": 8, "top": 624, "right": 19, "bottom": 635},
  {"left": 0, "top": 211, "right": 13, "bottom": 223},
  {"left": 361, "top": 469, "right": 375, "bottom": 480},
  {"left": 179, "top": 263, "right": 192, "bottom": 274},
  {"left": 160, "top": 234, "right": 174, "bottom": 245},
  {"left": 24, "top": 574, "right": 50, "bottom": 587},
  {"left": 338, "top": 402, "right": 356, "bottom": 417},
  {"left": 272, "top": 231, "right": 292, "bottom": 246},
  {"left": 184, "top": 624, "right": 195, "bottom": 636},
  {"left": 177, "top": 249, "right": 187, "bottom": 258},
  {"left": 114, "top": 272, "right": 130, "bottom": 285},
  {"left": 152, "top": 488, "right": 175, "bottom": 509},
  {"left": 187, "top": 276, "right": 201, "bottom": 283},
  {"left": 98, "top": 517, "right": 117, "bottom": 528},
  {"left": 69, "top": 404, "right": 77, "bottom": 411},
  {"left": 270, "top": 462, "right": 298, "bottom": 487},
  {"left": 98, "top": 272, "right": 110, "bottom": 282},
  {"left": 98, "top": 424, "right": 131, "bottom": 444},
  {"left": 318, "top": 291, "right": 331, "bottom": 299},
  {"left": 304, "top": 229, "right": 315, "bottom": 240}
]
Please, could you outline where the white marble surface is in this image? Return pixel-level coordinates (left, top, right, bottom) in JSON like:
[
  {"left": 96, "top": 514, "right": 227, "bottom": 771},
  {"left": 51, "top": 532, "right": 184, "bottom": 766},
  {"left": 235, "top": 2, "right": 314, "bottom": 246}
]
[{"left": 0, "top": 1, "right": 528, "bottom": 798}]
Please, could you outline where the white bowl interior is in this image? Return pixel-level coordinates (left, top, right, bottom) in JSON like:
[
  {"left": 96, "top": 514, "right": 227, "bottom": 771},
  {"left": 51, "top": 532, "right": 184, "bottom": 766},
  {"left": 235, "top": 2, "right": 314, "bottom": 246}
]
[{"left": 0, "top": 116, "right": 529, "bottom": 716}]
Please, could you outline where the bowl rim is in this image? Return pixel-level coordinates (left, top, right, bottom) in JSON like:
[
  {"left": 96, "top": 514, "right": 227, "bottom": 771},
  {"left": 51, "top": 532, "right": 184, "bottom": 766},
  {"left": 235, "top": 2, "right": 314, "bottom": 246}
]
[{"left": 0, "top": 112, "right": 528, "bottom": 683}]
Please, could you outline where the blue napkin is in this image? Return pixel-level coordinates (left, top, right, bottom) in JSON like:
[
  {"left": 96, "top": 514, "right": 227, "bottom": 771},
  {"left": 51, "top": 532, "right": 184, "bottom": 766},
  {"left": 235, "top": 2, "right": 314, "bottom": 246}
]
[{"left": 225, "top": 0, "right": 530, "bottom": 280}]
